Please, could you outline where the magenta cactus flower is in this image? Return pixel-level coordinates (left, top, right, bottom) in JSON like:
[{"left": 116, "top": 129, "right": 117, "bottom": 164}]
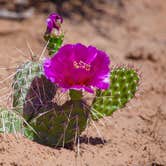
[
  {"left": 43, "top": 43, "right": 110, "bottom": 93},
  {"left": 46, "top": 13, "right": 63, "bottom": 33}
]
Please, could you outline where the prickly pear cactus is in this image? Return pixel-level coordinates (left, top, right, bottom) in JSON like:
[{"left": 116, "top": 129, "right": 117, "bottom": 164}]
[
  {"left": 92, "top": 65, "right": 140, "bottom": 119},
  {"left": 13, "top": 60, "right": 43, "bottom": 113},
  {"left": 8, "top": 12, "right": 141, "bottom": 148},
  {"left": 30, "top": 100, "right": 89, "bottom": 146},
  {"left": 23, "top": 76, "right": 91, "bottom": 146}
]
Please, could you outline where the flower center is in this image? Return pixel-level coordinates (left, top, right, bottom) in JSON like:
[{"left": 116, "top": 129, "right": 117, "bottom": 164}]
[{"left": 73, "top": 60, "right": 91, "bottom": 71}]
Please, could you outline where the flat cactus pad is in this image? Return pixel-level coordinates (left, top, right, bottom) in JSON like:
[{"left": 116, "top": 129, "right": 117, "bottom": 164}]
[
  {"left": 93, "top": 65, "right": 140, "bottom": 118},
  {"left": 30, "top": 100, "right": 89, "bottom": 146}
]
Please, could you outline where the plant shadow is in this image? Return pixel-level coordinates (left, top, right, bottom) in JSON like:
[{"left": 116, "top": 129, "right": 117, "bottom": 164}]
[
  {"left": 60, "top": 135, "right": 107, "bottom": 150},
  {"left": 79, "top": 135, "right": 107, "bottom": 145}
]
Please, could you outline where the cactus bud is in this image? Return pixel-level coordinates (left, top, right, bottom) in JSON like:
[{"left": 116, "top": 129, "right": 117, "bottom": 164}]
[{"left": 44, "top": 13, "right": 64, "bottom": 55}]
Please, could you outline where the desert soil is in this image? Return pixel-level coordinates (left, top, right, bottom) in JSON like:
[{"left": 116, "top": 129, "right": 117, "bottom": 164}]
[{"left": 0, "top": 0, "right": 166, "bottom": 165}]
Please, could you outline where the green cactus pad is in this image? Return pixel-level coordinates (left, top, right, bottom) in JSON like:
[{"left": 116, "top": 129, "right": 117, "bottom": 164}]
[
  {"left": 29, "top": 100, "right": 89, "bottom": 146},
  {"left": 13, "top": 61, "right": 43, "bottom": 113},
  {"left": 23, "top": 76, "right": 90, "bottom": 146},
  {"left": 92, "top": 65, "right": 140, "bottom": 118}
]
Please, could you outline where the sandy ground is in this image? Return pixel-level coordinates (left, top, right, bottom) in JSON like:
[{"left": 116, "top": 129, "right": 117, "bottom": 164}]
[{"left": 0, "top": 0, "right": 166, "bottom": 165}]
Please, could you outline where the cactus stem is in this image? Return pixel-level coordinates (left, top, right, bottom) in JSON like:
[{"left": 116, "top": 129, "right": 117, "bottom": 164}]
[{"left": 69, "top": 90, "right": 83, "bottom": 101}]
